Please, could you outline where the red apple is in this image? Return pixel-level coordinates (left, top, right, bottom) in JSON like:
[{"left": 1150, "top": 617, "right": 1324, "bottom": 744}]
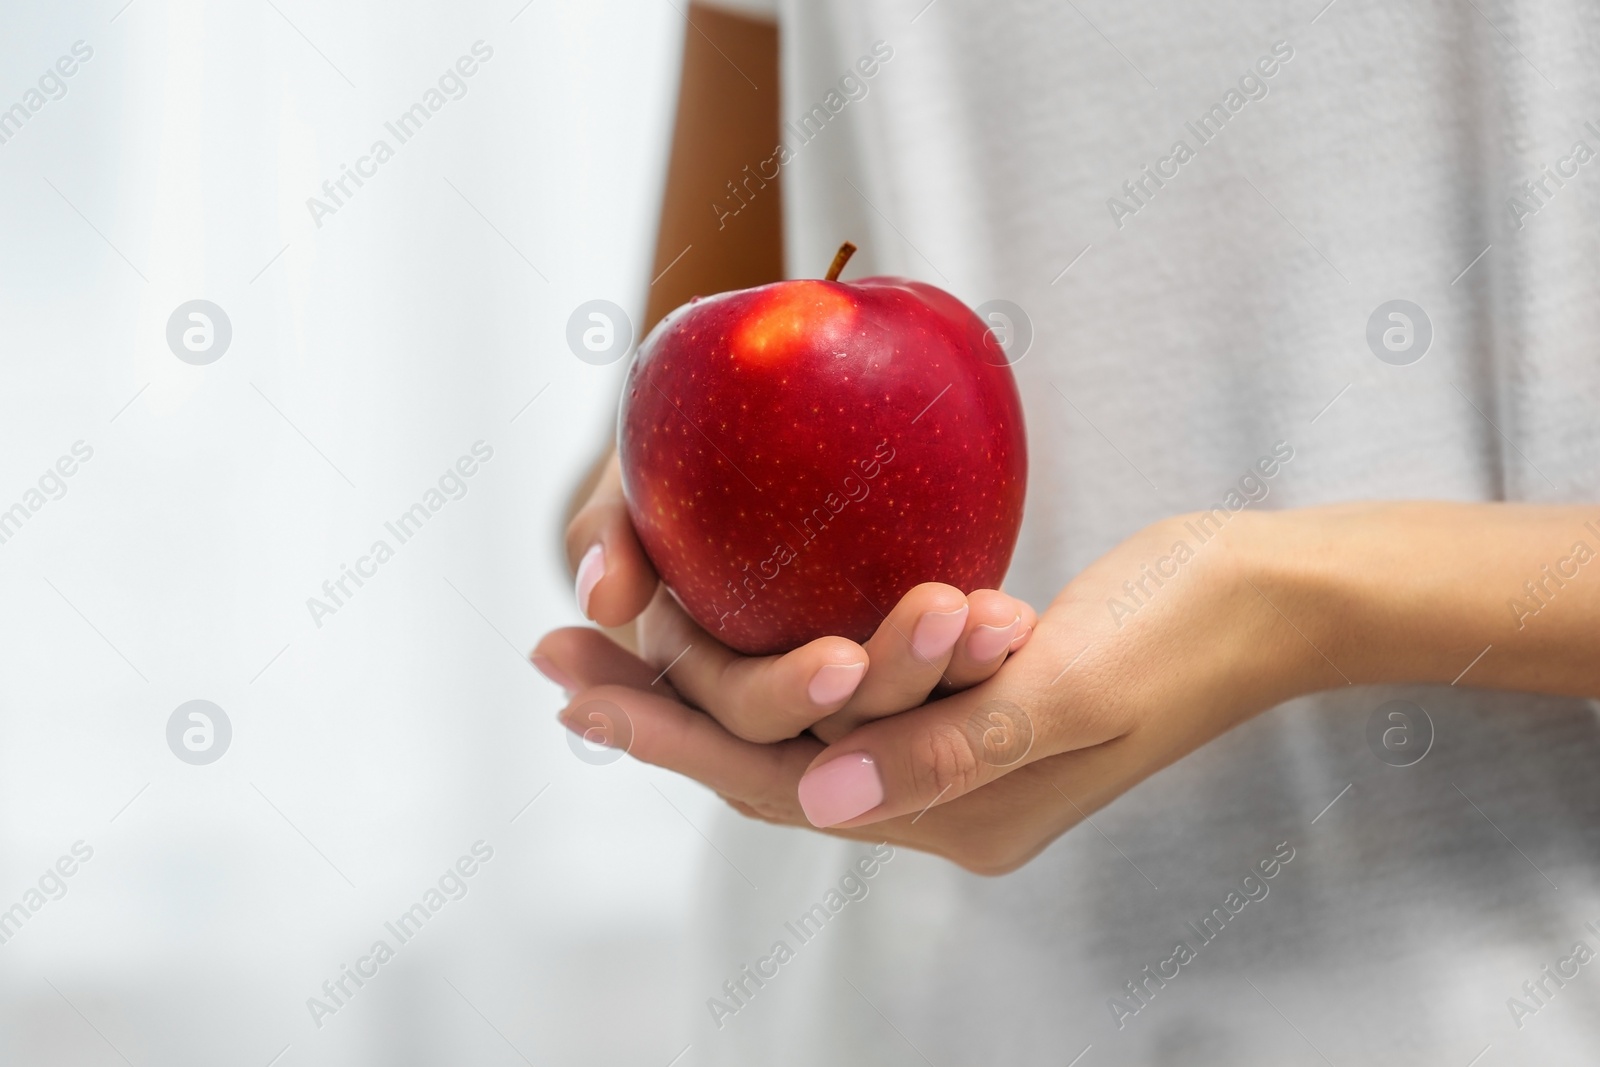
[{"left": 618, "top": 244, "right": 1027, "bottom": 656}]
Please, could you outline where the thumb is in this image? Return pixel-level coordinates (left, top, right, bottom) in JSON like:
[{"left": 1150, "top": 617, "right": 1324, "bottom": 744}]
[
  {"left": 566, "top": 451, "right": 658, "bottom": 626},
  {"left": 794, "top": 676, "right": 1059, "bottom": 828}
]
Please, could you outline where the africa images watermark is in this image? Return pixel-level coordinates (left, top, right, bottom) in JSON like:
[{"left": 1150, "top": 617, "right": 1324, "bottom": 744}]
[
  {"left": 1106, "top": 840, "right": 1297, "bottom": 1030},
  {"left": 0, "top": 440, "right": 95, "bottom": 548},
  {"left": 712, "top": 40, "right": 894, "bottom": 230},
  {"left": 1506, "top": 518, "right": 1600, "bottom": 631},
  {"left": 1106, "top": 441, "right": 1295, "bottom": 627},
  {"left": 167, "top": 699, "right": 232, "bottom": 766},
  {"left": 1107, "top": 41, "right": 1295, "bottom": 230},
  {"left": 1366, "top": 699, "right": 1433, "bottom": 768},
  {"left": 305, "top": 441, "right": 494, "bottom": 628},
  {"left": 1506, "top": 120, "right": 1600, "bottom": 231},
  {"left": 707, "top": 437, "right": 896, "bottom": 633},
  {"left": 306, "top": 41, "right": 495, "bottom": 228},
  {"left": 0, "top": 39, "right": 94, "bottom": 148},
  {"left": 1506, "top": 920, "right": 1600, "bottom": 1031},
  {"left": 705, "top": 843, "right": 895, "bottom": 1030},
  {"left": 306, "top": 840, "right": 495, "bottom": 1028},
  {"left": 0, "top": 840, "right": 95, "bottom": 948}
]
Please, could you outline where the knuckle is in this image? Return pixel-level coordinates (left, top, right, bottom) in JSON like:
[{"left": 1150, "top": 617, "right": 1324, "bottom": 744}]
[
  {"left": 914, "top": 722, "right": 984, "bottom": 800},
  {"left": 697, "top": 686, "right": 805, "bottom": 746},
  {"left": 723, "top": 715, "right": 797, "bottom": 744},
  {"left": 703, "top": 680, "right": 806, "bottom": 746}
]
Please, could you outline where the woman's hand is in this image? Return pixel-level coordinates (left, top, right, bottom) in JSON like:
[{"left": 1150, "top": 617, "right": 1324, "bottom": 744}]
[
  {"left": 539, "top": 511, "right": 1310, "bottom": 872},
  {"left": 544, "top": 452, "right": 1037, "bottom": 745},
  {"left": 545, "top": 500, "right": 1600, "bottom": 873}
]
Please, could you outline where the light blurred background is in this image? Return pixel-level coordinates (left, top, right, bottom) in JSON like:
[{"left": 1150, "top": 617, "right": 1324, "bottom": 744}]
[{"left": 0, "top": 1, "right": 713, "bottom": 1062}]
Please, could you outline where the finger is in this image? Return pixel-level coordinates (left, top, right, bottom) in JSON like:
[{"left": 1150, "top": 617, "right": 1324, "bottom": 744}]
[
  {"left": 810, "top": 583, "right": 968, "bottom": 740},
  {"left": 565, "top": 453, "right": 657, "bottom": 627},
  {"left": 940, "top": 589, "right": 1039, "bottom": 691},
  {"left": 559, "top": 684, "right": 820, "bottom": 814},
  {"left": 545, "top": 640, "right": 1103, "bottom": 871},
  {"left": 635, "top": 587, "right": 868, "bottom": 743},
  {"left": 795, "top": 658, "right": 1113, "bottom": 828},
  {"left": 532, "top": 626, "right": 670, "bottom": 696}
]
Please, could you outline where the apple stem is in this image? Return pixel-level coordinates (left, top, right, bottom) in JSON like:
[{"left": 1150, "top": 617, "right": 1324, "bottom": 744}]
[{"left": 824, "top": 242, "right": 857, "bottom": 282}]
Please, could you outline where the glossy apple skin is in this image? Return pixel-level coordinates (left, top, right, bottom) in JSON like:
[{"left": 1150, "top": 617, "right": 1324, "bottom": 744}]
[{"left": 618, "top": 276, "right": 1027, "bottom": 657}]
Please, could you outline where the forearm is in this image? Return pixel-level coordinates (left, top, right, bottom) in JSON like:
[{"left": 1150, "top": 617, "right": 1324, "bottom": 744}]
[
  {"left": 646, "top": 2, "right": 782, "bottom": 331},
  {"left": 1260, "top": 501, "right": 1600, "bottom": 699}
]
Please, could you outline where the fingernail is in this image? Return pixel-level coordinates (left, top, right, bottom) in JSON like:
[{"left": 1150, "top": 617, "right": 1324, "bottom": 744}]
[
  {"left": 797, "top": 752, "right": 884, "bottom": 827},
  {"left": 575, "top": 543, "right": 605, "bottom": 617},
  {"left": 1009, "top": 625, "right": 1033, "bottom": 652},
  {"left": 911, "top": 605, "right": 968, "bottom": 662},
  {"left": 807, "top": 662, "right": 866, "bottom": 706},
  {"left": 531, "top": 654, "right": 577, "bottom": 696},
  {"left": 966, "top": 616, "right": 1020, "bottom": 663}
]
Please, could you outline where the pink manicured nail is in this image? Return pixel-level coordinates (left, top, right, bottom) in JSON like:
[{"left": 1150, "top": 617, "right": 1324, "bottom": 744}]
[
  {"left": 531, "top": 654, "right": 577, "bottom": 695},
  {"left": 911, "top": 606, "right": 968, "bottom": 662},
  {"left": 807, "top": 662, "right": 866, "bottom": 706},
  {"left": 966, "top": 616, "right": 1020, "bottom": 663},
  {"left": 798, "top": 753, "right": 884, "bottom": 827},
  {"left": 1009, "top": 625, "right": 1033, "bottom": 652},
  {"left": 575, "top": 543, "right": 605, "bottom": 617}
]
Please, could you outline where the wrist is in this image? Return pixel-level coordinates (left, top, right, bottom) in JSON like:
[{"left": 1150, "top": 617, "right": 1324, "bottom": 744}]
[
  {"left": 1215, "top": 508, "right": 1348, "bottom": 705},
  {"left": 1240, "top": 507, "right": 1363, "bottom": 697},
  {"left": 1247, "top": 502, "right": 1525, "bottom": 693},
  {"left": 1140, "top": 509, "right": 1335, "bottom": 724}
]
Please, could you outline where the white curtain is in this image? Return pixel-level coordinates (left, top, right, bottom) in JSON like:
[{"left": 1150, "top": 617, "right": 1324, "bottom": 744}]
[{"left": 0, "top": 2, "right": 706, "bottom": 1063}]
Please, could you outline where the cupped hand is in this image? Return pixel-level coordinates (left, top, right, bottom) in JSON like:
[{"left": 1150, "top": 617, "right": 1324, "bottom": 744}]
[
  {"left": 540, "top": 511, "right": 1330, "bottom": 874},
  {"left": 547, "top": 452, "right": 1037, "bottom": 744}
]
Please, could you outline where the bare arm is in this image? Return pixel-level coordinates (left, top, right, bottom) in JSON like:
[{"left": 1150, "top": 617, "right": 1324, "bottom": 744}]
[
  {"left": 540, "top": 500, "right": 1600, "bottom": 872},
  {"left": 1274, "top": 501, "right": 1600, "bottom": 698},
  {"left": 645, "top": 2, "right": 784, "bottom": 330}
]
